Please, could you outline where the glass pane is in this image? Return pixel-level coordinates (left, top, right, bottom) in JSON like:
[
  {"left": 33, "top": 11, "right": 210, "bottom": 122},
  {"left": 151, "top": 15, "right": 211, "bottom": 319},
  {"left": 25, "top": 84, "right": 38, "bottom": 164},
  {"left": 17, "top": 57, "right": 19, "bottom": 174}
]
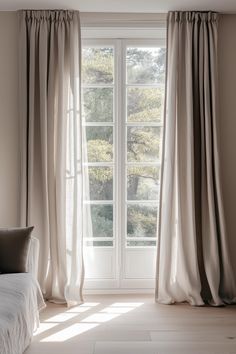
[
  {"left": 127, "top": 87, "right": 164, "bottom": 123},
  {"left": 127, "top": 47, "right": 166, "bottom": 84},
  {"left": 127, "top": 127, "right": 161, "bottom": 162},
  {"left": 85, "top": 240, "right": 113, "bottom": 247},
  {"left": 82, "top": 47, "right": 114, "bottom": 84},
  {"left": 88, "top": 167, "right": 113, "bottom": 200},
  {"left": 127, "top": 204, "right": 157, "bottom": 238},
  {"left": 127, "top": 240, "right": 156, "bottom": 247},
  {"left": 127, "top": 167, "right": 159, "bottom": 200},
  {"left": 90, "top": 205, "right": 113, "bottom": 238},
  {"left": 86, "top": 127, "right": 113, "bottom": 162},
  {"left": 82, "top": 88, "right": 113, "bottom": 122}
]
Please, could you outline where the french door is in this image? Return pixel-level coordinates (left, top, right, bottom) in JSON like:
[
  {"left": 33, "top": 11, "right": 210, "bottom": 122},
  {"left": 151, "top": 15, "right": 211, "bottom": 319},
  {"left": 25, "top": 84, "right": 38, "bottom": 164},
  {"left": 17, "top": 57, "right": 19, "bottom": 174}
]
[{"left": 81, "top": 39, "right": 165, "bottom": 291}]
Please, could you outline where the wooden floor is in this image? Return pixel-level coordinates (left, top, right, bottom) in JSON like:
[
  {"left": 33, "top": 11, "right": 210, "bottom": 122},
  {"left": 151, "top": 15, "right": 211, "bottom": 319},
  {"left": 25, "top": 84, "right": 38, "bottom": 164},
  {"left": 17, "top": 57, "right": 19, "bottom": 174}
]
[{"left": 25, "top": 294, "right": 236, "bottom": 354}]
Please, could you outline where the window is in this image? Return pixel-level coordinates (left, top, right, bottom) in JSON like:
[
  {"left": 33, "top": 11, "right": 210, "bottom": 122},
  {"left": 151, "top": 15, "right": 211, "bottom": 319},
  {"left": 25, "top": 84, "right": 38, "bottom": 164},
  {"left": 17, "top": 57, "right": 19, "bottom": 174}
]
[
  {"left": 82, "top": 46, "right": 115, "bottom": 248},
  {"left": 82, "top": 39, "right": 165, "bottom": 290},
  {"left": 125, "top": 46, "right": 165, "bottom": 248}
]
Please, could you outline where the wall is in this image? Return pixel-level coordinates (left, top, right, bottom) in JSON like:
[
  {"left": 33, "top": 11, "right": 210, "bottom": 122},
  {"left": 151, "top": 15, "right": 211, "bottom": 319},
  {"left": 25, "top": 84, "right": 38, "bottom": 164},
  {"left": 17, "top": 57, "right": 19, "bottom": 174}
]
[
  {"left": 0, "top": 12, "right": 19, "bottom": 226},
  {"left": 219, "top": 15, "right": 236, "bottom": 275},
  {"left": 0, "top": 11, "right": 235, "bottom": 274}
]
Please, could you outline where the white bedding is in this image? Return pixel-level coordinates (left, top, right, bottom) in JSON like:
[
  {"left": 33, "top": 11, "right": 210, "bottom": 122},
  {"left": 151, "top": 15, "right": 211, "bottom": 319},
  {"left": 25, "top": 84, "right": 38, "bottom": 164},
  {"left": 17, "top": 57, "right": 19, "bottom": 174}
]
[{"left": 0, "top": 273, "right": 45, "bottom": 354}]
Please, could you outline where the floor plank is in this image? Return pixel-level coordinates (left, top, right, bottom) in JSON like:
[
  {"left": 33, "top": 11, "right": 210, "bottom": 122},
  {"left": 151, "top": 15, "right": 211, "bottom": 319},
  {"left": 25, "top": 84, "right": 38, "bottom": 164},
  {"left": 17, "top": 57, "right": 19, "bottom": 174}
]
[{"left": 25, "top": 295, "right": 236, "bottom": 354}]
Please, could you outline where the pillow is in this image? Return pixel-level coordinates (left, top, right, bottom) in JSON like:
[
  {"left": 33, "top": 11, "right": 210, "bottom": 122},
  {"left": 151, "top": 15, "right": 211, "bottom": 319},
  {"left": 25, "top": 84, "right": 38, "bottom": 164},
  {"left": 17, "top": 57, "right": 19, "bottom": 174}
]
[{"left": 0, "top": 226, "right": 34, "bottom": 274}]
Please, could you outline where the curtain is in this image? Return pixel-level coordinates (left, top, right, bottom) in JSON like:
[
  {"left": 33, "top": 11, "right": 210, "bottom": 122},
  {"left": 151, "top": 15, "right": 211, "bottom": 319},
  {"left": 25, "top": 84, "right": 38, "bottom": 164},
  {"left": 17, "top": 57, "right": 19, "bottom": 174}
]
[
  {"left": 18, "top": 10, "right": 84, "bottom": 305},
  {"left": 156, "top": 11, "right": 236, "bottom": 306}
]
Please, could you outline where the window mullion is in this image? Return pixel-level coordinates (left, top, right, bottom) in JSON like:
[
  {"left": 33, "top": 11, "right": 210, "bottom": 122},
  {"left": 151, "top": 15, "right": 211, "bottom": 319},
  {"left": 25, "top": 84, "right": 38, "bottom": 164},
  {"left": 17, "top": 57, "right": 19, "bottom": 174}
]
[{"left": 116, "top": 39, "right": 126, "bottom": 287}]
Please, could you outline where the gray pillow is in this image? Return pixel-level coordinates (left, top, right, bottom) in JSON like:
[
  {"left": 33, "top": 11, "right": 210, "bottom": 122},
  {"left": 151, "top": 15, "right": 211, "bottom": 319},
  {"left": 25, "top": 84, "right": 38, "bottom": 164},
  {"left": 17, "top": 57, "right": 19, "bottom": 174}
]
[{"left": 0, "top": 226, "right": 34, "bottom": 274}]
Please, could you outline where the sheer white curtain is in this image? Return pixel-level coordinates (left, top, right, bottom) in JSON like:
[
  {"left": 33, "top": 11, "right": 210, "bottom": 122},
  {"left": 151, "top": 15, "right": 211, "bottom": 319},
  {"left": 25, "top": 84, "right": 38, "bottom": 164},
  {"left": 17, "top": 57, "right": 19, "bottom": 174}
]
[
  {"left": 19, "top": 10, "right": 84, "bottom": 305},
  {"left": 156, "top": 11, "right": 236, "bottom": 306}
]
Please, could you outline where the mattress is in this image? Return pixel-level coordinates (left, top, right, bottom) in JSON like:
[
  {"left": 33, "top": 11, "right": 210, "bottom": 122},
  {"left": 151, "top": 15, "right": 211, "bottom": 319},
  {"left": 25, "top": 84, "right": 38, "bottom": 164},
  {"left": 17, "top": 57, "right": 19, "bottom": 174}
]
[{"left": 0, "top": 273, "right": 45, "bottom": 354}]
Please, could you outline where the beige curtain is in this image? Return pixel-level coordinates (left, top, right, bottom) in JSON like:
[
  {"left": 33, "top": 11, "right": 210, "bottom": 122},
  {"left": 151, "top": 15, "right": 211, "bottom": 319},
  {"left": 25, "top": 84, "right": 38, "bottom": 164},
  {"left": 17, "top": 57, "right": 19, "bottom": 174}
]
[
  {"left": 156, "top": 11, "right": 236, "bottom": 306},
  {"left": 19, "top": 10, "right": 84, "bottom": 305}
]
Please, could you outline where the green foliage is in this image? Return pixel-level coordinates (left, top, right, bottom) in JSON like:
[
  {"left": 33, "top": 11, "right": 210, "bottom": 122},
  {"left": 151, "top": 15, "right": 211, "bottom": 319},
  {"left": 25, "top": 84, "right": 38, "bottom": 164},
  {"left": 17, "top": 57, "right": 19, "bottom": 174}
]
[
  {"left": 128, "top": 166, "right": 159, "bottom": 178},
  {"left": 128, "top": 88, "right": 164, "bottom": 122},
  {"left": 83, "top": 88, "right": 113, "bottom": 122},
  {"left": 89, "top": 166, "right": 112, "bottom": 183},
  {"left": 127, "top": 205, "right": 157, "bottom": 237},
  {"left": 89, "top": 167, "right": 113, "bottom": 200},
  {"left": 128, "top": 108, "right": 161, "bottom": 123},
  {"left": 91, "top": 205, "right": 113, "bottom": 238},
  {"left": 82, "top": 48, "right": 113, "bottom": 84},
  {"left": 127, "top": 127, "right": 161, "bottom": 162},
  {"left": 82, "top": 46, "right": 166, "bottom": 241},
  {"left": 127, "top": 166, "right": 159, "bottom": 200},
  {"left": 127, "top": 47, "right": 166, "bottom": 84},
  {"left": 87, "top": 139, "right": 113, "bottom": 162},
  {"left": 86, "top": 125, "right": 113, "bottom": 162}
]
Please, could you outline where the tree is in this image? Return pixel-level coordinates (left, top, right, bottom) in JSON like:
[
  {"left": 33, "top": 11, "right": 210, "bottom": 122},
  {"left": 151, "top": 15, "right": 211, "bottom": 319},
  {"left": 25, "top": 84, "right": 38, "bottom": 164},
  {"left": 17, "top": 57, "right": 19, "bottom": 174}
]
[
  {"left": 126, "top": 47, "right": 166, "bottom": 84},
  {"left": 127, "top": 204, "right": 157, "bottom": 238},
  {"left": 82, "top": 47, "right": 113, "bottom": 84},
  {"left": 82, "top": 47, "right": 166, "bottom": 241}
]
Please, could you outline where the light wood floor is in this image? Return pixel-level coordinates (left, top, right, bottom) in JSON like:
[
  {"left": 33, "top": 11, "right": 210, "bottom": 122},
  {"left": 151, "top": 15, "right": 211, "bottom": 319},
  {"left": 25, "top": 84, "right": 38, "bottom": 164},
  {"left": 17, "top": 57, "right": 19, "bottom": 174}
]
[{"left": 25, "top": 294, "right": 236, "bottom": 354}]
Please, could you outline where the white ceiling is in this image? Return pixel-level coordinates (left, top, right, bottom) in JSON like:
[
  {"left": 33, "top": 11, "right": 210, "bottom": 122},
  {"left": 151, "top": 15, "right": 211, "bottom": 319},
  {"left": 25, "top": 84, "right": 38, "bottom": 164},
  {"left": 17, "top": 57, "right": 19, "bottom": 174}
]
[{"left": 1, "top": 0, "right": 236, "bottom": 13}]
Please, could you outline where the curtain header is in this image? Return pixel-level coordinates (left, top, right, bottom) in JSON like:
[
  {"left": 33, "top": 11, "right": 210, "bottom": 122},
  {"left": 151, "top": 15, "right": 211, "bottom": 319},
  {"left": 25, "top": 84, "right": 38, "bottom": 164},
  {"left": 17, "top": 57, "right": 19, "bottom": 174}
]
[
  {"left": 168, "top": 11, "right": 218, "bottom": 23},
  {"left": 19, "top": 10, "right": 79, "bottom": 23}
]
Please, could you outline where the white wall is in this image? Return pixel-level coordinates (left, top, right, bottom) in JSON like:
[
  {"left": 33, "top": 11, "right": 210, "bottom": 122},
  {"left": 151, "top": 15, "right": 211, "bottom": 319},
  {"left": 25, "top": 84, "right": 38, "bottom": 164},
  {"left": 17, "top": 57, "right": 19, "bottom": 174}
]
[{"left": 0, "top": 12, "right": 19, "bottom": 226}]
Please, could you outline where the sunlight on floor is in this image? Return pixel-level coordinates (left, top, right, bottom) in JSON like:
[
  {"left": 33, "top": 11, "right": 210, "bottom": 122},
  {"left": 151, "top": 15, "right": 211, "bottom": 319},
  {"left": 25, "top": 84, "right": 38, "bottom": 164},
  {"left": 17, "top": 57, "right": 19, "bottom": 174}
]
[
  {"left": 81, "top": 313, "right": 120, "bottom": 323},
  {"left": 66, "top": 302, "right": 100, "bottom": 313},
  {"left": 34, "top": 323, "right": 58, "bottom": 335},
  {"left": 37, "top": 301, "right": 144, "bottom": 343},
  {"left": 45, "top": 313, "right": 78, "bottom": 323},
  {"left": 100, "top": 307, "right": 136, "bottom": 314},
  {"left": 41, "top": 323, "right": 99, "bottom": 342}
]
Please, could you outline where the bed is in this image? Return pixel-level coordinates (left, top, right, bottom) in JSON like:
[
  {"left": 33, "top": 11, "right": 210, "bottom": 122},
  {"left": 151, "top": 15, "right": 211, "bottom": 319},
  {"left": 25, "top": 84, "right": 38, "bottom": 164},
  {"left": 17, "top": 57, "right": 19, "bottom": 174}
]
[{"left": 0, "top": 237, "right": 45, "bottom": 354}]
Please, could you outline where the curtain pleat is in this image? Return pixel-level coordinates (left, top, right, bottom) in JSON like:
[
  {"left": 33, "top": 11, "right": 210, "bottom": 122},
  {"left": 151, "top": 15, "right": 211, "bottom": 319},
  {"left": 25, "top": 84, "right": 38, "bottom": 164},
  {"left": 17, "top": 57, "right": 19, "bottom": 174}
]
[
  {"left": 156, "top": 11, "right": 236, "bottom": 306},
  {"left": 18, "top": 10, "right": 84, "bottom": 305}
]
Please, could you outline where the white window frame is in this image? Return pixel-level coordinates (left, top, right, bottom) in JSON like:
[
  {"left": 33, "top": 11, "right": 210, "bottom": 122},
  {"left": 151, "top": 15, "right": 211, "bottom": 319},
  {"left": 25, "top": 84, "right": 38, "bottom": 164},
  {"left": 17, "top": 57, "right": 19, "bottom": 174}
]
[
  {"left": 122, "top": 39, "right": 165, "bottom": 249},
  {"left": 82, "top": 27, "right": 166, "bottom": 293},
  {"left": 82, "top": 39, "right": 117, "bottom": 250}
]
